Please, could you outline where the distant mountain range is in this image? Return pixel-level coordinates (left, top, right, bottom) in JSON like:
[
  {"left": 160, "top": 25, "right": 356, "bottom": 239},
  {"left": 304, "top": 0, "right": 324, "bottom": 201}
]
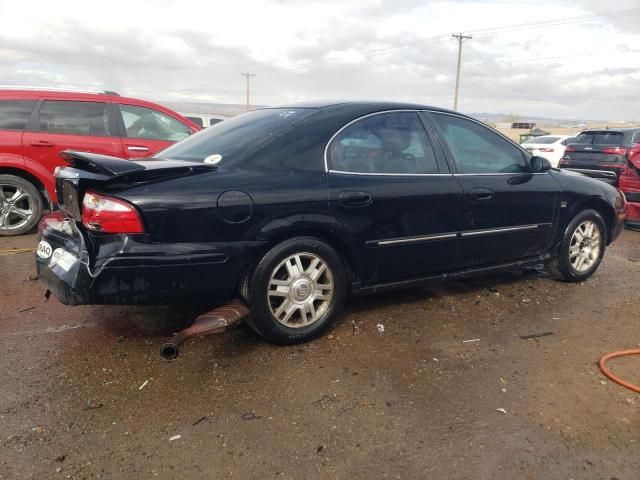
[{"left": 156, "top": 101, "right": 632, "bottom": 126}]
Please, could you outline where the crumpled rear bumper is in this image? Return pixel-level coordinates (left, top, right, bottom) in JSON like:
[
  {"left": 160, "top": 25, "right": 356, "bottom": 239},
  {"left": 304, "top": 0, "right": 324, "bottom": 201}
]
[{"left": 35, "top": 213, "right": 246, "bottom": 306}]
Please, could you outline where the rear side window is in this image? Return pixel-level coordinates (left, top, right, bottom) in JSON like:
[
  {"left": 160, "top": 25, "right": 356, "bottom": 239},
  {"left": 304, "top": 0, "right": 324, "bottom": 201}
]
[
  {"left": 209, "top": 118, "right": 223, "bottom": 126},
  {"left": 0, "top": 100, "right": 36, "bottom": 130},
  {"left": 120, "top": 105, "right": 191, "bottom": 142},
  {"left": 38, "top": 101, "right": 112, "bottom": 136},
  {"left": 431, "top": 113, "right": 527, "bottom": 174},
  {"left": 330, "top": 112, "right": 439, "bottom": 174},
  {"left": 573, "top": 131, "right": 623, "bottom": 146}
]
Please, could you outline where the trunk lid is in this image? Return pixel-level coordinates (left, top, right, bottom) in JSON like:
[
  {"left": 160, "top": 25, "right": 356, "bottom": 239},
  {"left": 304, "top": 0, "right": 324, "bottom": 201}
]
[{"left": 55, "top": 150, "right": 215, "bottom": 219}]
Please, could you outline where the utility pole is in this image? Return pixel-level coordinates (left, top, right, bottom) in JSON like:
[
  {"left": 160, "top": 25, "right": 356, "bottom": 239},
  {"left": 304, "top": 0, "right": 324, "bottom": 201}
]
[
  {"left": 241, "top": 73, "right": 256, "bottom": 111},
  {"left": 452, "top": 33, "right": 472, "bottom": 111}
]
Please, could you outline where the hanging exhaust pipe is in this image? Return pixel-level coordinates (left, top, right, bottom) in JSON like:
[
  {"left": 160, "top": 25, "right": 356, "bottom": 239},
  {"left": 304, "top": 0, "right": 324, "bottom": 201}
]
[{"left": 160, "top": 300, "right": 250, "bottom": 360}]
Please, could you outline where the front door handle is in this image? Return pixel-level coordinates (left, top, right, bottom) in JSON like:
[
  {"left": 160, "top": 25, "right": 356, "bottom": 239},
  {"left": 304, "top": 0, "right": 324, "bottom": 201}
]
[
  {"left": 338, "top": 191, "right": 373, "bottom": 208},
  {"left": 127, "top": 146, "right": 150, "bottom": 152},
  {"left": 30, "top": 140, "right": 55, "bottom": 147},
  {"left": 469, "top": 188, "right": 494, "bottom": 201}
]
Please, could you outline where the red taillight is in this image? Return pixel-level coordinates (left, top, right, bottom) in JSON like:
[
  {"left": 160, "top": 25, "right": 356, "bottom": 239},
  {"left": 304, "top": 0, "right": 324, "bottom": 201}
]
[
  {"left": 601, "top": 147, "right": 628, "bottom": 155},
  {"left": 538, "top": 148, "right": 554, "bottom": 153},
  {"left": 564, "top": 146, "right": 576, "bottom": 153},
  {"left": 81, "top": 191, "right": 144, "bottom": 234}
]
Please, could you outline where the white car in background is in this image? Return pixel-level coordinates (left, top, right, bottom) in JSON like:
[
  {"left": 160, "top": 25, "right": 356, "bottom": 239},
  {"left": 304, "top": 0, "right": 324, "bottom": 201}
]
[
  {"left": 180, "top": 113, "right": 228, "bottom": 128},
  {"left": 521, "top": 135, "right": 576, "bottom": 167}
]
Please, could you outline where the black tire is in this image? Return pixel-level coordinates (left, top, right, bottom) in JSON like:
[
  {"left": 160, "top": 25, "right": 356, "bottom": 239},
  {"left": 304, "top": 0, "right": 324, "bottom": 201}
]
[
  {"left": 546, "top": 209, "right": 606, "bottom": 282},
  {"left": 0, "top": 175, "right": 43, "bottom": 236},
  {"left": 245, "top": 237, "right": 348, "bottom": 345}
]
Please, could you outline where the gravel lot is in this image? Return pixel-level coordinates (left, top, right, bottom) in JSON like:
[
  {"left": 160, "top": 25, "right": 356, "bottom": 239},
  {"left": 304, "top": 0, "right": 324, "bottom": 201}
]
[{"left": 1, "top": 231, "right": 639, "bottom": 479}]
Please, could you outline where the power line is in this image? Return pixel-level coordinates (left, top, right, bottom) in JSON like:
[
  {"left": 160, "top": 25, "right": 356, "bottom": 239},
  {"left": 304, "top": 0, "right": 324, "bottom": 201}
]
[
  {"left": 282, "top": 8, "right": 640, "bottom": 72},
  {"left": 463, "top": 49, "right": 640, "bottom": 68}
]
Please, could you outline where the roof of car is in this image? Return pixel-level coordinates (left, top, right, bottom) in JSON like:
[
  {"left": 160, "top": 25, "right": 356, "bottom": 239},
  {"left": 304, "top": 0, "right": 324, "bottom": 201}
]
[
  {"left": 0, "top": 88, "right": 199, "bottom": 128},
  {"left": 581, "top": 127, "right": 640, "bottom": 133},
  {"left": 266, "top": 100, "right": 459, "bottom": 115}
]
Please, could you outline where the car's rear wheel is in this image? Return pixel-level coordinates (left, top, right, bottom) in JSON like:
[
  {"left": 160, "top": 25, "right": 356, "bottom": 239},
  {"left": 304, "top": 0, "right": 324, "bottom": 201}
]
[
  {"left": 546, "top": 209, "right": 606, "bottom": 282},
  {"left": 245, "top": 237, "right": 348, "bottom": 344},
  {"left": 0, "top": 175, "right": 43, "bottom": 236}
]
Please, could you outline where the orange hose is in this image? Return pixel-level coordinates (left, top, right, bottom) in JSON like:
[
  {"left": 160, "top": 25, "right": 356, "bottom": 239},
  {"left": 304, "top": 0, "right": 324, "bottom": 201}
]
[{"left": 598, "top": 349, "right": 640, "bottom": 393}]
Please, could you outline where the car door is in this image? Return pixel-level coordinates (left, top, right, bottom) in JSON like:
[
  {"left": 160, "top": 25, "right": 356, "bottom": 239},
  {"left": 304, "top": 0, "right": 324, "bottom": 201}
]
[
  {"left": 327, "top": 110, "right": 463, "bottom": 285},
  {"left": 116, "top": 104, "right": 192, "bottom": 159},
  {"left": 22, "top": 99, "right": 124, "bottom": 177},
  {"left": 427, "top": 112, "right": 560, "bottom": 269}
]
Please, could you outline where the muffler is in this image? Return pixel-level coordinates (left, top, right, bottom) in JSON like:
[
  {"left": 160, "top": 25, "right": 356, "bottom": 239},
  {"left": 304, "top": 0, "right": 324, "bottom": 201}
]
[{"left": 160, "top": 300, "right": 250, "bottom": 360}]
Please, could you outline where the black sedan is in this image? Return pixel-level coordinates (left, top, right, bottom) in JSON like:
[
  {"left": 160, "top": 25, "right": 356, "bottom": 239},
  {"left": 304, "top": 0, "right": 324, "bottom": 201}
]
[{"left": 36, "top": 101, "right": 626, "bottom": 344}]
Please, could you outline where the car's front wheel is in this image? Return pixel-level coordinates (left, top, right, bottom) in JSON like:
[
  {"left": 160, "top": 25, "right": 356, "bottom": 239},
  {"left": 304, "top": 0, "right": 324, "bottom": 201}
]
[
  {"left": 245, "top": 237, "right": 348, "bottom": 345},
  {"left": 0, "top": 175, "right": 43, "bottom": 236},
  {"left": 547, "top": 209, "right": 606, "bottom": 282}
]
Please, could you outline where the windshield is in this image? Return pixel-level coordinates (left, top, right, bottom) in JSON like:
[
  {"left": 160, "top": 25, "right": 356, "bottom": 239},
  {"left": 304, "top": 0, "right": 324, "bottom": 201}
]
[
  {"left": 573, "top": 131, "right": 623, "bottom": 146},
  {"left": 157, "top": 108, "right": 318, "bottom": 162}
]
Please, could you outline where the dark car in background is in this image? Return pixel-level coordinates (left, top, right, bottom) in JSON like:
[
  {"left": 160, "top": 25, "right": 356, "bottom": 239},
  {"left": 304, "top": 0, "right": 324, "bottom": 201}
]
[
  {"left": 559, "top": 128, "right": 640, "bottom": 185},
  {"left": 559, "top": 128, "right": 640, "bottom": 228},
  {"left": 0, "top": 88, "right": 200, "bottom": 236},
  {"left": 36, "top": 101, "right": 625, "bottom": 345}
]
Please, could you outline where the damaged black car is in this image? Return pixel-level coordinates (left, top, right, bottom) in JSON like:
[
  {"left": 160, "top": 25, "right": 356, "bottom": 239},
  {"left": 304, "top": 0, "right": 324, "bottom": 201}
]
[{"left": 36, "top": 101, "right": 626, "bottom": 344}]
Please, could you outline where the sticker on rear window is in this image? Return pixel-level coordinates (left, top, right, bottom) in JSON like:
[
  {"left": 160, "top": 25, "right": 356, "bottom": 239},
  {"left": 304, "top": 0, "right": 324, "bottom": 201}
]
[{"left": 204, "top": 154, "right": 222, "bottom": 165}]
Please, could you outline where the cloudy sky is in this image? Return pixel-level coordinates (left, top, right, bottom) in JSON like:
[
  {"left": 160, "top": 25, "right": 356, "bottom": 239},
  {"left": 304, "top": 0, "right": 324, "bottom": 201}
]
[{"left": 1, "top": 0, "right": 639, "bottom": 120}]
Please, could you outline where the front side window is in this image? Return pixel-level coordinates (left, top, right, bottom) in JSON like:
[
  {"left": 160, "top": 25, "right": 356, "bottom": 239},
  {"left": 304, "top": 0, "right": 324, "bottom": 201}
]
[
  {"left": 120, "top": 105, "right": 190, "bottom": 142},
  {"left": 38, "top": 101, "right": 112, "bottom": 136},
  {"left": 431, "top": 113, "right": 527, "bottom": 174},
  {"left": 330, "top": 112, "right": 439, "bottom": 174},
  {"left": 209, "top": 118, "right": 223, "bottom": 126},
  {"left": 0, "top": 100, "right": 36, "bottom": 130}
]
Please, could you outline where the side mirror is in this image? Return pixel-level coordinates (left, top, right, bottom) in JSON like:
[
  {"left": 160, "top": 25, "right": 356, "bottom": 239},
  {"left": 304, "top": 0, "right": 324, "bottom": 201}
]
[{"left": 530, "top": 155, "right": 552, "bottom": 172}]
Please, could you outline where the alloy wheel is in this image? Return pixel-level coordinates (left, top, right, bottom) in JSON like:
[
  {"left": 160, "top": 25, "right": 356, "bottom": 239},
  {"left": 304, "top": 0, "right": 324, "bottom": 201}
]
[
  {"left": 0, "top": 184, "right": 34, "bottom": 231},
  {"left": 569, "top": 220, "right": 601, "bottom": 273},
  {"left": 267, "top": 252, "right": 334, "bottom": 328}
]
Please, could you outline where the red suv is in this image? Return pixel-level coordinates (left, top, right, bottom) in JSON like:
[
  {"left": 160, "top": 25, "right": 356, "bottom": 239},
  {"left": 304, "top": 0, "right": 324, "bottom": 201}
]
[{"left": 0, "top": 88, "right": 200, "bottom": 235}]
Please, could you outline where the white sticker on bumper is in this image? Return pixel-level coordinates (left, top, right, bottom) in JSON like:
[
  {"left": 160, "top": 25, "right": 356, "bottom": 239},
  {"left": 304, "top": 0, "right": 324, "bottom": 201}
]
[
  {"left": 36, "top": 240, "right": 53, "bottom": 259},
  {"left": 49, "top": 248, "right": 78, "bottom": 273}
]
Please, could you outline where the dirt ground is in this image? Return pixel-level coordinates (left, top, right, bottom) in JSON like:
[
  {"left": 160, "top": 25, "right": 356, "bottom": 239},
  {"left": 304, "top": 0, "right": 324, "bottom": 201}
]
[{"left": 1, "top": 231, "right": 639, "bottom": 480}]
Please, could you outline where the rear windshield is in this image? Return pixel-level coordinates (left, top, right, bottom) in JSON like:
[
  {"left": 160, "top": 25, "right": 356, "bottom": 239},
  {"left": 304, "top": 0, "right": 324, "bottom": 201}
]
[
  {"left": 573, "top": 131, "right": 623, "bottom": 146},
  {"left": 524, "top": 136, "right": 560, "bottom": 144},
  {"left": 157, "top": 108, "right": 317, "bottom": 162}
]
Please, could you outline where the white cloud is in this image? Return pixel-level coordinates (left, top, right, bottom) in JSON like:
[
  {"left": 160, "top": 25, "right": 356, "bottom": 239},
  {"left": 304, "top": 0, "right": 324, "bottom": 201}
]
[{"left": 0, "top": 0, "right": 639, "bottom": 119}]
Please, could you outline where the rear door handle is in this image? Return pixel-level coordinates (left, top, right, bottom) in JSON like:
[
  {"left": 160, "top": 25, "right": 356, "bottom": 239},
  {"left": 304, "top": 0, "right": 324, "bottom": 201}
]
[
  {"left": 127, "top": 146, "right": 150, "bottom": 152},
  {"left": 30, "top": 140, "right": 55, "bottom": 147},
  {"left": 338, "top": 191, "right": 373, "bottom": 207},
  {"left": 469, "top": 188, "right": 494, "bottom": 201}
]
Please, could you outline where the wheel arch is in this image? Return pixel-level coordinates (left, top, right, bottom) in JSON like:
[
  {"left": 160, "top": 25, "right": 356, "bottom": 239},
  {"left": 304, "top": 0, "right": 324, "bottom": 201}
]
[
  {"left": 242, "top": 223, "right": 362, "bottom": 292},
  {"left": 0, "top": 166, "right": 52, "bottom": 209},
  {"left": 570, "top": 196, "right": 616, "bottom": 245}
]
